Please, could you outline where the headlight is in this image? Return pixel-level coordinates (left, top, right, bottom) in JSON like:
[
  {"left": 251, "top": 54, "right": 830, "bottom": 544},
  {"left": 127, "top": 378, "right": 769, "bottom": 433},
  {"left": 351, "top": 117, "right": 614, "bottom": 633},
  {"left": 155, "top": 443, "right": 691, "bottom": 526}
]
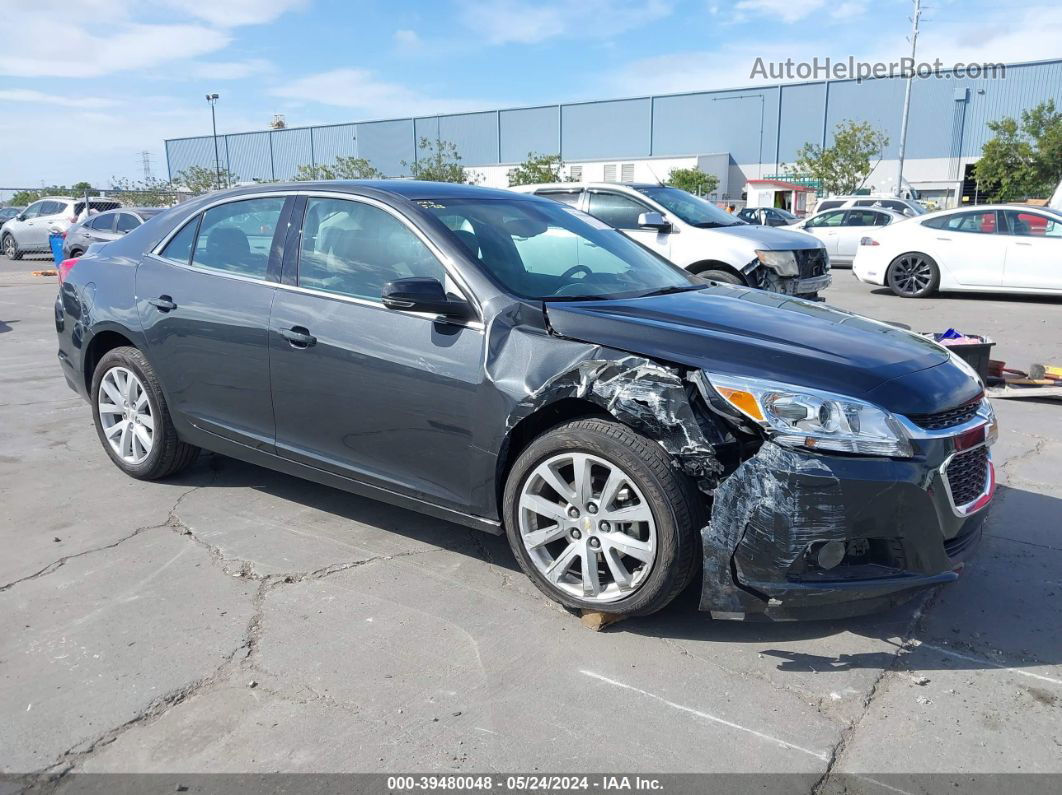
[
  {"left": 699, "top": 372, "right": 913, "bottom": 458},
  {"left": 755, "top": 249, "right": 799, "bottom": 277}
]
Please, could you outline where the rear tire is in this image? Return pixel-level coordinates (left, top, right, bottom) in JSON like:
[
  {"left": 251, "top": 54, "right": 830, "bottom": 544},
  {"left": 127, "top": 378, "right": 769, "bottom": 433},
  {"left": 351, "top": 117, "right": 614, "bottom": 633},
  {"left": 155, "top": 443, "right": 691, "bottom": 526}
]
[
  {"left": 503, "top": 418, "right": 703, "bottom": 617},
  {"left": 886, "top": 252, "right": 939, "bottom": 298},
  {"left": 91, "top": 346, "right": 199, "bottom": 480},
  {"left": 68, "top": 248, "right": 84, "bottom": 258},
  {"left": 3, "top": 234, "right": 22, "bottom": 260}
]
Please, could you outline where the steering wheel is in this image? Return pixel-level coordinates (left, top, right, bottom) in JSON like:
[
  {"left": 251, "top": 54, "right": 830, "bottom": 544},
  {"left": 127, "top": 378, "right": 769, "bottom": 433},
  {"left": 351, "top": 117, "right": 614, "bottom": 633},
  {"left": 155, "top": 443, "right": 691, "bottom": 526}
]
[{"left": 560, "top": 264, "right": 592, "bottom": 281}]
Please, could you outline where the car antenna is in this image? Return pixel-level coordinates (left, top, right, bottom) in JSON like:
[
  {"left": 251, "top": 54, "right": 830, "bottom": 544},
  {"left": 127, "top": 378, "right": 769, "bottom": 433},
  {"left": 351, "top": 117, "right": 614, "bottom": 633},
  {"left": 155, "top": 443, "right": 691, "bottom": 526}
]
[{"left": 644, "top": 162, "right": 665, "bottom": 186}]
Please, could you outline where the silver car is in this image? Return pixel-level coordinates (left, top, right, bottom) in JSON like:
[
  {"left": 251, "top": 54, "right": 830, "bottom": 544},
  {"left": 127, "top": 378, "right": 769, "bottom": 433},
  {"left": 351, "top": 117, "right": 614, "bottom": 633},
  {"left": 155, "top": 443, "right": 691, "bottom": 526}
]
[
  {"left": 63, "top": 207, "right": 165, "bottom": 258},
  {"left": 1, "top": 196, "right": 122, "bottom": 259},
  {"left": 789, "top": 207, "right": 906, "bottom": 267}
]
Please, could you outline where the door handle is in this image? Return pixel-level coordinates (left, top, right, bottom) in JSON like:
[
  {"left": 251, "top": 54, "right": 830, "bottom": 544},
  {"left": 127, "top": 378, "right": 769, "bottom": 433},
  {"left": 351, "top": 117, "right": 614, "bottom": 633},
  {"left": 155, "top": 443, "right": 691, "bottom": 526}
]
[
  {"left": 278, "top": 326, "right": 316, "bottom": 348},
  {"left": 148, "top": 295, "right": 177, "bottom": 312},
  {"left": 935, "top": 237, "right": 952, "bottom": 241},
  {"left": 1015, "top": 241, "right": 1033, "bottom": 246}
]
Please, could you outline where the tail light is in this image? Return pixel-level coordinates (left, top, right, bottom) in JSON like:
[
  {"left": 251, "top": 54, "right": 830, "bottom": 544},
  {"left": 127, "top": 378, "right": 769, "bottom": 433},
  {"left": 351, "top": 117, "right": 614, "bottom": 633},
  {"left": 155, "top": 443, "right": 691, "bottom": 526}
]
[
  {"left": 860, "top": 237, "right": 880, "bottom": 246},
  {"left": 68, "top": 216, "right": 78, "bottom": 224},
  {"left": 57, "top": 257, "right": 79, "bottom": 284}
]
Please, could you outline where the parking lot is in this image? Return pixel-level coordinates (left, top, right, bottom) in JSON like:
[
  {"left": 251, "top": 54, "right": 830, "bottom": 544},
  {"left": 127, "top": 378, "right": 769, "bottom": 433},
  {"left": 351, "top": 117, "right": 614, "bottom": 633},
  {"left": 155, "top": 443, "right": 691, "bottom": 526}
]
[{"left": 1, "top": 253, "right": 1060, "bottom": 788}]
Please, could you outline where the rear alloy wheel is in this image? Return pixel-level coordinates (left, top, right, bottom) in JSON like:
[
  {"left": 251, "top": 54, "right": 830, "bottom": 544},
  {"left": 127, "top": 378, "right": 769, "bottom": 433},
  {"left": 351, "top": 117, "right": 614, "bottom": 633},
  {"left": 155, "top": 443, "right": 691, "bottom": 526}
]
[
  {"left": 887, "top": 253, "right": 939, "bottom": 298},
  {"left": 503, "top": 418, "right": 702, "bottom": 617},
  {"left": 91, "top": 346, "right": 199, "bottom": 480},
  {"left": 3, "top": 234, "right": 22, "bottom": 260}
]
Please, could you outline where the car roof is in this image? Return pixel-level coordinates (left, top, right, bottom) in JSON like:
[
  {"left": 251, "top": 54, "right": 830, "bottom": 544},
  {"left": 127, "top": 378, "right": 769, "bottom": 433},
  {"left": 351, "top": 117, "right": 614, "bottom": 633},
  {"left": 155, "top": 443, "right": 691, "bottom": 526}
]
[
  {"left": 206, "top": 180, "right": 536, "bottom": 203},
  {"left": 512, "top": 182, "right": 662, "bottom": 191}
]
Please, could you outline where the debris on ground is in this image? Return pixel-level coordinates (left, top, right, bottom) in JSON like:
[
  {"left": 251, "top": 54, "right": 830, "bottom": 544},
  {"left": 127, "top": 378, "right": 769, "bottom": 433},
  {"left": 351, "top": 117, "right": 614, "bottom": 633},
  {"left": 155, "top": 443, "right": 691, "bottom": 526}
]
[
  {"left": 580, "top": 609, "right": 626, "bottom": 631},
  {"left": 908, "top": 674, "right": 931, "bottom": 686},
  {"left": 31, "top": 270, "right": 58, "bottom": 278}
]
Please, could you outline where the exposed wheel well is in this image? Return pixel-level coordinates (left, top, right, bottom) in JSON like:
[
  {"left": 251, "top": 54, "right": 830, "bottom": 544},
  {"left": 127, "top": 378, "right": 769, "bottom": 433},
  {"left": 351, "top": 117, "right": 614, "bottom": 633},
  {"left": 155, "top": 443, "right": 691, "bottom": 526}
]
[
  {"left": 687, "top": 260, "right": 747, "bottom": 284},
  {"left": 495, "top": 397, "right": 610, "bottom": 515},
  {"left": 83, "top": 330, "right": 137, "bottom": 393}
]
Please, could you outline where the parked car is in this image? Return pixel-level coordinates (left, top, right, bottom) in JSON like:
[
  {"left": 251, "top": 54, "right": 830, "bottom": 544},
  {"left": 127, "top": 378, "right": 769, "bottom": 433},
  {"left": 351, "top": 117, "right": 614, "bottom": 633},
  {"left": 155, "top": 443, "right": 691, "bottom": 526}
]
[
  {"left": 0, "top": 206, "right": 24, "bottom": 227},
  {"left": 63, "top": 207, "right": 165, "bottom": 258},
  {"left": 814, "top": 195, "right": 926, "bottom": 217},
  {"left": 512, "top": 182, "right": 830, "bottom": 299},
  {"left": 2, "top": 196, "right": 122, "bottom": 259},
  {"left": 55, "top": 181, "right": 995, "bottom": 620},
  {"left": 737, "top": 206, "right": 799, "bottom": 226},
  {"left": 1050, "top": 179, "right": 1062, "bottom": 211},
  {"left": 853, "top": 205, "right": 1062, "bottom": 297},
  {"left": 788, "top": 207, "right": 907, "bottom": 266}
]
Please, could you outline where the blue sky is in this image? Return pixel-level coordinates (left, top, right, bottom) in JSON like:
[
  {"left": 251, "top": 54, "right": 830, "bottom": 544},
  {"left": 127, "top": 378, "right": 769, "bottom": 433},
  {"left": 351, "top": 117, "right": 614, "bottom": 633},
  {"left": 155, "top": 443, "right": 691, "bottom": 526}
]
[{"left": 0, "top": 0, "right": 1059, "bottom": 190}]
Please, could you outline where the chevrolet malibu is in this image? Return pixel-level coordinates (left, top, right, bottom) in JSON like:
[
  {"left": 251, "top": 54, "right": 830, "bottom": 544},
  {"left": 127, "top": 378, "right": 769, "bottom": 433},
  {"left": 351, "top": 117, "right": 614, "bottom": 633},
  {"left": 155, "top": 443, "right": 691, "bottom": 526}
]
[{"left": 54, "top": 181, "right": 996, "bottom": 619}]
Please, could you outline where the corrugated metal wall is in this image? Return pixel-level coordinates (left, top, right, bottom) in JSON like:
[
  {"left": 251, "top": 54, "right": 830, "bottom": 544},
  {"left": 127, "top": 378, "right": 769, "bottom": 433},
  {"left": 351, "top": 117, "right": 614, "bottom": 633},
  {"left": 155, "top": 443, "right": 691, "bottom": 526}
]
[{"left": 164, "top": 59, "right": 1062, "bottom": 180}]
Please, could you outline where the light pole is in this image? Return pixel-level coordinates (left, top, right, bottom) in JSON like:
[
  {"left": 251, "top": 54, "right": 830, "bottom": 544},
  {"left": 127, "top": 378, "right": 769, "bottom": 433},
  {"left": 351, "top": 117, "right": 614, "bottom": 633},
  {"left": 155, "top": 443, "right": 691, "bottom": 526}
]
[
  {"left": 206, "top": 93, "right": 222, "bottom": 190},
  {"left": 895, "top": 0, "right": 922, "bottom": 197}
]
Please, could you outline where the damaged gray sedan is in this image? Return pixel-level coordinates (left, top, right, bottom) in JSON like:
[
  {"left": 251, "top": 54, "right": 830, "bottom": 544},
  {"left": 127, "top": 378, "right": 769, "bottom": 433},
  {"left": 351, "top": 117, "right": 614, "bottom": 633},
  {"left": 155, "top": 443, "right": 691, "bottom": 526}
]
[{"left": 54, "top": 181, "right": 997, "bottom": 620}]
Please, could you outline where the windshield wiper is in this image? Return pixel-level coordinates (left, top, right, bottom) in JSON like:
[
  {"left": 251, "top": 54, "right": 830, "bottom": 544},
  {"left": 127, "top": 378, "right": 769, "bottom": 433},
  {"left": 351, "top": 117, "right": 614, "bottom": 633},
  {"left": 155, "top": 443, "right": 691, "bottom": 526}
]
[
  {"left": 544, "top": 294, "right": 614, "bottom": 302},
  {"left": 692, "top": 221, "right": 742, "bottom": 228},
  {"left": 633, "top": 285, "right": 707, "bottom": 298}
]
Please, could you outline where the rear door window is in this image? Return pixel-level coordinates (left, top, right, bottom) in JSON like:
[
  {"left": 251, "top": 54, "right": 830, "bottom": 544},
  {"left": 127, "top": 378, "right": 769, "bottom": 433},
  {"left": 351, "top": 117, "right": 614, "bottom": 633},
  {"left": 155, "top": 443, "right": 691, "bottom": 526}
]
[
  {"left": 842, "top": 210, "right": 882, "bottom": 227},
  {"left": 536, "top": 190, "right": 583, "bottom": 207},
  {"left": 115, "top": 213, "right": 140, "bottom": 233},
  {"left": 190, "top": 197, "right": 285, "bottom": 279},
  {"left": 159, "top": 217, "right": 199, "bottom": 265},
  {"left": 586, "top": 192, "right": 650, "bottom": 230},
  {"left": 943, "top": 210, "right": 998, "bottom": 234},
  {"left": 88, "top": 214, "right": 117, "bottom": 232}
]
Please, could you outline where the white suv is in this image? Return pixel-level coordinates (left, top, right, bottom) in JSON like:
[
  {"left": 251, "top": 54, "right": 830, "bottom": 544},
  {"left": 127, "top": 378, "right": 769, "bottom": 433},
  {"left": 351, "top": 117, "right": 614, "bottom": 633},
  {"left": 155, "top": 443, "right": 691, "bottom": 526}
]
[
  {"left": 1, "top": 196, "right": 122, "bottom": 259},
  {"left": 512, "top": 182, "right": 831, "bottom": 298}
]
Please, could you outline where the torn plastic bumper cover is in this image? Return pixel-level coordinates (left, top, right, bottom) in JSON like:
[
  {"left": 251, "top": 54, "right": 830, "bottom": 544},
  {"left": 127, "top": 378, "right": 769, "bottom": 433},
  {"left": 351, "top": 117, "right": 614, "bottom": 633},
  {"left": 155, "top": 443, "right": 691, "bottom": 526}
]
[{"left": 700, "top": 440, "right": 988, "bottom": 621}]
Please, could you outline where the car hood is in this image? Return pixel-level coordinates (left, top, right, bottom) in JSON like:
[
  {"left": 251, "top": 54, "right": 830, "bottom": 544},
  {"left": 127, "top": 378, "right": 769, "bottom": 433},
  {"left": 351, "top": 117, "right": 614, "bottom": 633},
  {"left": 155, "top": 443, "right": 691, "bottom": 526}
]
[
  {"left": 709, "top": 223, "right": 824, "bottom": 251},
  {"left": 544, "top": 286, "right": 980, "bottom": 415}
]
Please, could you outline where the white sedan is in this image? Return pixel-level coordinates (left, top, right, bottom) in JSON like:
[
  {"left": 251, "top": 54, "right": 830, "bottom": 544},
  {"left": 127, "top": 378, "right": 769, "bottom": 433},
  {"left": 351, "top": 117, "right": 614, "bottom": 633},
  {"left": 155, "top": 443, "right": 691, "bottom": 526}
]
[
  {"left": 853, "top": 205, "right": 1062, "bottom": 297},
  {"left": 787, "top": 207, "right": 906, "bottom": 266}
]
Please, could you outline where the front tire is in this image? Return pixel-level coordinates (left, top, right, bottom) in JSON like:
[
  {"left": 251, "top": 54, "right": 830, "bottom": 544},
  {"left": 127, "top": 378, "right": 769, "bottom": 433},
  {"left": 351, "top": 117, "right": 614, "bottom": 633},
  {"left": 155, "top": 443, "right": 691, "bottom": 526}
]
[
  {"left": 502, "top": 419, "right": 703, "bottom": 617},
  {"left": 91, "top": 346, "right": 199, "bottom": 480},
  {"left": 3, "top": 234, "right": 22, "bottom": 260},
  {"left": 698, "top": 268, "right": 744, "bottom": 286},
  {"left": 887, "top": 252, "right": 939, "bottom": 298}
]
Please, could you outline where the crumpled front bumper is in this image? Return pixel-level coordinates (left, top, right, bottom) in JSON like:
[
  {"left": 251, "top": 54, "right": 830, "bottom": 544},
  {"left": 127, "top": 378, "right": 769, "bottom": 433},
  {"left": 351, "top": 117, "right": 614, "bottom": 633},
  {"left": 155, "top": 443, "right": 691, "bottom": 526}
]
[{"left": 700, "top": 414, "right": 995, "bottom": 621}]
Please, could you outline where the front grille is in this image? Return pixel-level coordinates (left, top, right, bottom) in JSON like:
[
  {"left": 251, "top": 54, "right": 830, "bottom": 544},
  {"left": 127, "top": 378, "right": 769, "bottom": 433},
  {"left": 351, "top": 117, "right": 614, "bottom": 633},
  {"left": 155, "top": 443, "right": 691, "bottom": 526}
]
[
  {"left": 908, "top": 399, "right": 981, "bottom": 431},
  {"left": 946, "top": 446, "right": 989, "bottom": 507},
  {"left": 796, "top": 248, "right": 829, "bottom": 278}
]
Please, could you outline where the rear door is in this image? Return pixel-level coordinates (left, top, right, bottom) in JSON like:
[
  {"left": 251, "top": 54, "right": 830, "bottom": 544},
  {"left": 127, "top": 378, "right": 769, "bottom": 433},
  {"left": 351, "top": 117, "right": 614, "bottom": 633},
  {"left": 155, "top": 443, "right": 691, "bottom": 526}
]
[
  {"left": 268, "top": 194, "right": 484, "bottom": 510},
  {"left": 1001, "top": 209, "right": 1062, "bottom": 291},
  {"left": 84, "top": 213, "right": 119, "bottom": 244},
  {"left": 586, "top": 190, "right": 671, "bottom": 258},
  {"left": 136, "top": 194, "right": 290, "bottom": 449}
]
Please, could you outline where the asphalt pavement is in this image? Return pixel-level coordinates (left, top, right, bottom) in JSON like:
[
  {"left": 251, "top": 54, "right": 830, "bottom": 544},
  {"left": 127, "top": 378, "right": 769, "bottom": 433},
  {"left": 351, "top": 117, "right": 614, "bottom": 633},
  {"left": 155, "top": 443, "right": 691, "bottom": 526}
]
[{"left": 1, "top": 253, "right": 1060, "bottom": 790}]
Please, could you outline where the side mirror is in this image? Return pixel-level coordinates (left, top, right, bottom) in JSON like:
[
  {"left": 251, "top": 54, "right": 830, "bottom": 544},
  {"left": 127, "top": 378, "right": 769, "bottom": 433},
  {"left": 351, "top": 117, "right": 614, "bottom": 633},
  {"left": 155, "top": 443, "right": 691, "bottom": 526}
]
[
  {"left": 16, "top": 214, "right": 26, "bottom": 222},
  {"left": 381, "top": 277, "right": 472, "bottom": 320},
  {"left": 637, "top": 211, "right": 672, "bottom": 232}
]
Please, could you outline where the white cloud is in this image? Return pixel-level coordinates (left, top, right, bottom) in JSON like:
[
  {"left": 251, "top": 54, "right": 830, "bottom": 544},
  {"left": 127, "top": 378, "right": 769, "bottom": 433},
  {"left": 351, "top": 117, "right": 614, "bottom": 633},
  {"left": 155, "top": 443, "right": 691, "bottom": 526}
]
[
  {"left": 732, "top": 0, "right": 828, "bottom": 24},
  {"left": 394, "top": 29, "right": 422, "bottom": 52},
  {"left": 270, "top": 68, "right": 491, "bottom": 118},
  {"left": 0, "top": 89, "right": 121, "bottom": 109},
  {"left": 458, "top": 0, "right": 673, "bottom": 45},
  {"left": 160, "top": 0, "right": 309, "bottom": 27},
  {"left": 187, "top": 58, "right": 274, "bottom": 80}
]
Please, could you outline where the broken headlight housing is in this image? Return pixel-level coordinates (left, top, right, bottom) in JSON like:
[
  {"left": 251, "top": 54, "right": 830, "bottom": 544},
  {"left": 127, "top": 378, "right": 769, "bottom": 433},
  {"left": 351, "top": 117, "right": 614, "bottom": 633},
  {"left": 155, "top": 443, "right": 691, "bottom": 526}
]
[
  {"left": 700, "top": 372, "right": 913, "bottom": 458},
  {"left": 754, "top": 249, "right": 799, "bottom": 277}
]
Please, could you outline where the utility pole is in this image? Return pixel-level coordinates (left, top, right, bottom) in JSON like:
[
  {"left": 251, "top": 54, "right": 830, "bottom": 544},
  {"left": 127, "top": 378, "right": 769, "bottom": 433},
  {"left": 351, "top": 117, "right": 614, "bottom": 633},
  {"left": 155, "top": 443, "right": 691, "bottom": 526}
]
[
  {"left": 895, "top": 0, "right": 922, "bottom": 197},
  {"left": 206, "top": 93, "right": 222, "bottom": 190}
]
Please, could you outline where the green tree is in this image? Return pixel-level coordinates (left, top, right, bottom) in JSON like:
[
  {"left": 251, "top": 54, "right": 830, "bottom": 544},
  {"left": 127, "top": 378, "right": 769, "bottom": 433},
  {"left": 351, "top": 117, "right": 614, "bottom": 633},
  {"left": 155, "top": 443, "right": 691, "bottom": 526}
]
[
  {"left": 665, "top": 167, "right": 719, "bottom": 196},
  {"left": 786, "top": 120, "right": 889, "bottom": 196},
  {"left": 10, "top": 189, "right": 46, "bottom": 205},
  {"left": 403, "top": 137, "right": 476, "bottom": 184},
  {"left": 294, "top": 156, "right": 384, "bottom": 181},
  {"left": 70, "top": 181, "right": 99, "bottom": 198},
  {"left": 507, "top": 152, "right": 568, "bottom": 186},
  {"left": 108, "top": 177, "right": 181, "bottom": 207},
  {"left": 175, "top": 165, "right": 238, "bottom": 195},
  {"left": 975, "top": 100, "right": 1062, "bottom": 201}
]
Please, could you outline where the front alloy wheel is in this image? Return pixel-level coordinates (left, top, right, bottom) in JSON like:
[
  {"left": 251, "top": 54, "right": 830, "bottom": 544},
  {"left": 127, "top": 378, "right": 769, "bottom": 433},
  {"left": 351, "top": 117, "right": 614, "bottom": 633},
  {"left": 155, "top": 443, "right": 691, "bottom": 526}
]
[
  {"left": 518, "top": 452, "right": 657, "bottom": 603},
  {"left": 503, "top": 418, "right": 702, "bottom": 617}
]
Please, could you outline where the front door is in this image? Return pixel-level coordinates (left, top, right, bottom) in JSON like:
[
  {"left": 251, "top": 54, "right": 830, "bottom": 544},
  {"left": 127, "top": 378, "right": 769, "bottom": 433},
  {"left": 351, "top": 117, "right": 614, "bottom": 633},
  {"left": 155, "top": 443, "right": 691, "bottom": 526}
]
[
  {"left": 802, "top": 210, "right": 847, "bottom": 257},
  {"left": 268, "top": 195, "right": 484, "bottom": 510},
  {"left": 586, "top": 190, "right": 672, "bottom": 259},
  {"left": 1001, "top": 209, "right": 1062, "bottom": 291},
  {"left": 136, "top": 195, "right": 289, "bottom": 449},
  {"left": 932, "top": 210, "right": 1006, "bottom": 287}
]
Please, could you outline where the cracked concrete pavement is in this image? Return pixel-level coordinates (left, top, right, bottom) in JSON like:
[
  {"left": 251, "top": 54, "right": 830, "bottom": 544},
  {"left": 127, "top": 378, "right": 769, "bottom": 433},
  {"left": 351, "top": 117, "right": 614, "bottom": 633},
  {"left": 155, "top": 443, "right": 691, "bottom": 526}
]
[{"left": 1, "top": 257, "right": 1061, "bottom": 789}]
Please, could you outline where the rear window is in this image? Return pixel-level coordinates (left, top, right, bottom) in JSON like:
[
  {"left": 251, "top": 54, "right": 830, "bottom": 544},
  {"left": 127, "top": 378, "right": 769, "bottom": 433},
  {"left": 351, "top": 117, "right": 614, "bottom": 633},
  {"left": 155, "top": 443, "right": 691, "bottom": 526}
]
[
  {"left": 816, "top": 200, "right": 843, "bottom": 212},
  {"left": 74, "top": 200, "right": 121, "bottom": 216}
]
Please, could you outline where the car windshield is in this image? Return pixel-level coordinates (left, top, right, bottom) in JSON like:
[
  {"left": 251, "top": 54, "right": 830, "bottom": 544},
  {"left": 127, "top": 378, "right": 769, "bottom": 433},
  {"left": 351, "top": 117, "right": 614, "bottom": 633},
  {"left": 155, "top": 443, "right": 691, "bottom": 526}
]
[
  {"left": 774, "top": 208, "right": 798, "bottom": 221},
  {"left": 632, "top": 186, "right": 744, "bottom": 228},
  {"left": 418, "top": 197, "right": 702, "bottom": 301}
]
